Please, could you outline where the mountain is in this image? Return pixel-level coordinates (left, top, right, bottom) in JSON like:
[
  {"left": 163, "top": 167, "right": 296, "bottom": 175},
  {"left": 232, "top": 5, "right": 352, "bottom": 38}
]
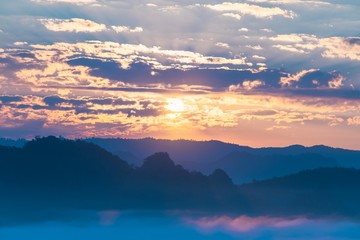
[
  {"left": 2, "top": 137, "right": 360, "bottom": 184},
  {"left": 86, "top": 138, "right": 360, "bottom": 183},
  {"left": 0, "top": 136, "right": 238, "bottom": 213},
  {"left": 86, "top": 138, "right": 248, "bottom": 168},
  {"left": 214, "top": 151, "right": 338, "bottom": 183},
  {"left": 239, "top": 167, "right": 360, "bottom": 218},
  {"left": 1, "top": 136, "right": 360, "bottom": 222},
  {"left": 0, "top": 138, "right": 27, "bottom": 148}
]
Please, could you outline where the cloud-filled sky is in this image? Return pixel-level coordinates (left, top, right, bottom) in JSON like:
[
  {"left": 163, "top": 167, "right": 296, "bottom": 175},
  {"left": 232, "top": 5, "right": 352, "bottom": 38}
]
[{"left": 0, "top": 0, "right": 359, "bottom": 148}]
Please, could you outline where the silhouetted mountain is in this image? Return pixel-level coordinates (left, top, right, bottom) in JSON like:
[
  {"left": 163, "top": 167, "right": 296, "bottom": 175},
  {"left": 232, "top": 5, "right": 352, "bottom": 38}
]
[
  {"left": 86, "top": 138, "right": 360, "bottom": 183},
  {"left": 214, "top": 151, "right": 338, "bottom": 183},
  {"left": 0, "top": 138, "right": 26, "bottom": 147},
  {"left": 86, "top": 138, "right": 246, "bottom": 169},
  {"left": 0, "top": 136, "right": 133, "bottom": 210},
  {"left": 255, "top": 144, "right": 360, "bottom": 168},
  {"left": 209, "top": 169, "right": 233, "bottom": 186},
  {"left": 239, "top": 167, "right": 360, "bottom": 218},
  {"left": 141, "top": 152, "right": 176, "bottom": 171},
  {"left": 2, "top": 138, "right": 359, "bottom": 184},
  {"left": 0, "top": 137, "right": 360, "bottom": 221},
  {"left": 0, "top": 136, "right": 238, "bottom": 212}
]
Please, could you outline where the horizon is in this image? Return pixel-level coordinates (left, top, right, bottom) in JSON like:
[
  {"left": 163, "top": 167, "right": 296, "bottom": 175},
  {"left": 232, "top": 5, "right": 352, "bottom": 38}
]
[{"left": 2, "top": 135, "right": 360, "bottom": 151}]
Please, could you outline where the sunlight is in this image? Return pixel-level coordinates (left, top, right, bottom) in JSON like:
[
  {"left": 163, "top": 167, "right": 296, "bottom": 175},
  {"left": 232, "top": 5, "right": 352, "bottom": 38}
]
[{"left": 165, "top": 98, "right": 185, "bottom": 112}]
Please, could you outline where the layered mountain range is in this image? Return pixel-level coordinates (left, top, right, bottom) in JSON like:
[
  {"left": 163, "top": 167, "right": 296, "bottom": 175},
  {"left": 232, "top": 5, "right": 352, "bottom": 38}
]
[{"left": 0, "top": 136, "right": 360, "bottom": 222}]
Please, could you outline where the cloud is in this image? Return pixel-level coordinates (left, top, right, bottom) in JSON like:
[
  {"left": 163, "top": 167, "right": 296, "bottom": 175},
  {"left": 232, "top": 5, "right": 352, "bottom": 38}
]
[
  {"left": 229, "top": 80, "right": 265, "bottom": 91},
  {"left": 31, "top": 0, "right": 98, "bottom": 6},
  {"left": 252, "top": 55, "right": 266, "bottom": 60},
  {"left": 66, "top": 57, "right": 280, "bottom": 90},
  {"left": 39, "top": 18, "right": 107, "bottom": 33},
  {"left": 0, "top": 93, "right": 166, "bottom": 138},
  {"left": 111, "top": 26, "right": 143, "bottom": 33},
  {"left": 0, "top": 41, "right": 358, "bottom": 142},
  {"left": 280, "top": 69, "right": 346, "bottom": 88},
  {"left": 215, "top": 42, "right": 230, "bottom": 48},
  {"left": 0, "top": 86, "right": 357, "bottom": 146},
  {"left": 1, "top": 41, "right": 355, "bottom": 98},
  {"left": 266, "top": 125, "right": 291, "bottom": 131},
  {"left": 204, "top": 2, "right": 297, "bottom": 19},
  {"left": 99, "top": 210, "right": 120, "bottom": 226},
  {"left": 0, "top": 96, "right": 23, "bottom": 103},
  {"left": 347, "top": 116, "right": 360, "bottom": 126},
  {"left": 238, "top": 28, "right": 249, "bottom": 32},
  {"left": 280, "top": 69, "right": 319, "bottom": 87},
  {"left": 13, "top": 42, "right": 28, "bottom": 46},
  {"left": 222, "top": 13, "right": 242, "bottom": 20},
  {"left": 186, "top": 215, "right": 309, "bottom": 233},
  {"left": 270, "top": 34, "right": 305, "bottom": 43},
  {"left": 247, "top": 0, "right": 331, "bottom": 5},
  {"left": 320, "top": 37, "right": 360, "bottom": 61},
  {"left": 328, "top": 75, "right": 345, "bottom": 89},
  {"left": 0, "top": 120, "right": 47, "bottom": 138},
  {"left": 246, "top": 45, "right": 263, "bottom": 50},
  {"left": 270, "top": 34, "right": 360, "bottom": 61},
  {"left": 28, "top": 41, "right": 250, "bottom": 72},
  {"left": 146, "top": 3, "right": 157, "bottom": 7},
  {"left": 273, "top": 45, "right": 306, "bottom": 54}
]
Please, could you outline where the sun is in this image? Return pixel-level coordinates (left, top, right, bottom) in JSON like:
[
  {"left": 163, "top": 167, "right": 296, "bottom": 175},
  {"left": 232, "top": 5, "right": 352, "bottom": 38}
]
[{"left": 165, "top": 98, "right": 185, "bottom": 112}]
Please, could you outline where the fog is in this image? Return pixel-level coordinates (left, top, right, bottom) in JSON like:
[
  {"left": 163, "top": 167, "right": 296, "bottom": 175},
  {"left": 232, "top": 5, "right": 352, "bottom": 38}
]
[{"left": 1, "top": 211, "right": 360, "bottom": 240}]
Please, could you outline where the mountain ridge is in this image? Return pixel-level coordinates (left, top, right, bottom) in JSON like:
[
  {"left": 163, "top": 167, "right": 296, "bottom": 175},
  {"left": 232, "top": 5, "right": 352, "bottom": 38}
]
[
  {"left": 2, "top": 137, "right": 359, "bottom": 184},
  {"left": 85, "top": 138, "right": 360, "bottom": 183},
  {"left": 0, "top": 136, "right": 360, "bottom": 221}
]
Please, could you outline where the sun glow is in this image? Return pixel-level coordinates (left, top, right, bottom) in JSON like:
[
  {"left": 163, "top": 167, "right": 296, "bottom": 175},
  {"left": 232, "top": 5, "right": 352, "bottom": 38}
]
[{"left": 165, "top": 98, "right": 185, "bottom": 112}]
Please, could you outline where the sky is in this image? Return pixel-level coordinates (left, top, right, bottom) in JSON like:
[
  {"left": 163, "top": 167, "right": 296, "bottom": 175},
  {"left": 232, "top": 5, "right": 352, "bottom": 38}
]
[{"left": 0, "top": 0, "right": 359, "bottom": 149}]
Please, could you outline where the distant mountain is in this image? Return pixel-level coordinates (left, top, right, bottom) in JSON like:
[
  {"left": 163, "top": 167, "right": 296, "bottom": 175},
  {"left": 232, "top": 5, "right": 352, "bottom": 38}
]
[
  {"left": 214, "top": 151, "right": 338, "bottom": 183},
  {"left": 253, "top": 144, "right": 360, "bottom": 168},
  {"left": 0, "top": 138, "right": 27, "bottom": 148},
  {"left": 239, "top": 167, "right": 360, "bottom": 218},
  {"left": 86, "top": 138, "right": 248, "bottom": 168},
  {"left": 2, "top": 137, "right": 360, "bottom": 184},
  {"left": 86, "top": 138, "right": 360, "bottom": 183}
]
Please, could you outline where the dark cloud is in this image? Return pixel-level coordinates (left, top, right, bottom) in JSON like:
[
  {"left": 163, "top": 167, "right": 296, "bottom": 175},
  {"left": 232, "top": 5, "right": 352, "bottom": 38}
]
[
  {"left": 11, "top": 51, "right": 36, "bottom": 59},
  {"left": 122, "top": 108, "right": 162, "bottom": 117},
  {"left": 346, "top": 37, "right": 360, "bottom": 45},
  {"left": 287, "top": 89, "right": 360, "bottom": 100},
  {"left": 0, "top": 95, "right": 162, "bottom": 119},
  {"left": 67, "top": 57, "right": 357, "bottom": 99},
  {"left": 89, "top": 98, "right": 113, "bottom": 105},
  {"left": 0, "top": 120, "right": 46, "bottom": 138},
  {"left": 251, "top": 110, "right": 278, "bottom": 116},
  {"left": 67, "top": 58, "right": 156, "bottom": 84},
  {"left": 43, "top": 96, "right": 88, "bottom": 107},
  {"left": 43, "top": 96, "right": 66, "bottom": 106},
  {"left": 16, "top": 104, "right": 32, "bottom": 109},
  {"left": 43, "top": 96, "right": 138, "bottom": 108},
  {"left": 67, "top": 57, "right": 285, "bottom": 89},
  {"left": 73, "top": 107, "right": 161, "bottom": 117},
  {"left": 113, "top": 99, "right": 137, "bottom": 105},
  {"left": 289, "top": 70, "right": 342, "bottom": 88},
  {"left": 0, "top": 96, "right": 23, "bottom": 103},
  {"left": 0, "top": 53, "right": 45, "bottom": 82}
]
